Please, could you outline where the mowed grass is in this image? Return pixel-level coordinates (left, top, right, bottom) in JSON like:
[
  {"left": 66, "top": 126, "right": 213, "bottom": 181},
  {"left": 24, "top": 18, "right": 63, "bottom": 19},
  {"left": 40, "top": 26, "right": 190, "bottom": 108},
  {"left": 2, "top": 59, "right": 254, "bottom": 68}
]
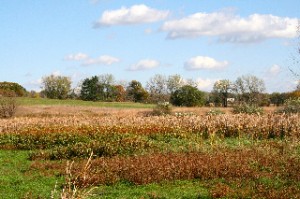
[
  {"left": 17, "top": 97, "right": 155, "bottom": 109},
  {"left": 0, "top": 150, "right": 63, "bottom": 199},
  {"left": 91, "top": 180, "right": 210, "bottom": 199}
]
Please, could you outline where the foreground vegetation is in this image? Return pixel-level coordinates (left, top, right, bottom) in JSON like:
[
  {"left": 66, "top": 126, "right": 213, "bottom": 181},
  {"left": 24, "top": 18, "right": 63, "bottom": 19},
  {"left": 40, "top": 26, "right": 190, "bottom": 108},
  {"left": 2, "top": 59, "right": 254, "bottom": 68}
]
[{"left": 0, "top": 105, "right": 299, "bottom": 198}]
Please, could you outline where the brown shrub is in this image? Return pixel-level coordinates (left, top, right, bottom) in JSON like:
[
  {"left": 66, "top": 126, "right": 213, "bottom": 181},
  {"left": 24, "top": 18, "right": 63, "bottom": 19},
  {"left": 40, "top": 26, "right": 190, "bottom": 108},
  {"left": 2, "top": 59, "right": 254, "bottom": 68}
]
[{"left": 0, "top": 96, "right": 18, "bottom": 118}]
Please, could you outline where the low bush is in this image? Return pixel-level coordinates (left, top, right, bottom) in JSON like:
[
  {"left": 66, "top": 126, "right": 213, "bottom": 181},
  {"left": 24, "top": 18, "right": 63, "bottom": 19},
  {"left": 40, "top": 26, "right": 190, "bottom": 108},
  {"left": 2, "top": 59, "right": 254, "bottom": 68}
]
[
  {"left": 276, "top": 98, "right": 300, "bottom": 114},
  {"left": 206, "top": 109, "right": 225, "bottom": 116},
  {"left": 233, "top": 103, "right": 263, "bottom": 115},
  {"left": 0, "top": 96, "right": 18, "bottom": 118},
  {"left": 151, "top": 102, "right": 172, "bottom": 116}
]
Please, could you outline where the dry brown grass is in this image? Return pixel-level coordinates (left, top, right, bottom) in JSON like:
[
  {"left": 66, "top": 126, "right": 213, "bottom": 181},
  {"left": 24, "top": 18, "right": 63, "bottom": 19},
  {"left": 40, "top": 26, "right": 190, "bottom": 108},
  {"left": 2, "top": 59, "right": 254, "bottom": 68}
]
[
  {"left": 15, "top": 104, "right": 279, "bottom": 118},
  {"left": 16, "top": 105, "right": 145, "bottom": 117},
  {"left": 1, "top": 104, "right": 299, "bottom": 198}
]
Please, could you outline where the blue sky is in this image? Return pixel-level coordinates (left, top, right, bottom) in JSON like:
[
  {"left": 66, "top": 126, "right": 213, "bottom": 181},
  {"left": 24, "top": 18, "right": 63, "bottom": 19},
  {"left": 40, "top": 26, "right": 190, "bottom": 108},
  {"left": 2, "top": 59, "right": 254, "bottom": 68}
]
[{"left": 1, "top": 0, "right": 299, "bottom": 92}]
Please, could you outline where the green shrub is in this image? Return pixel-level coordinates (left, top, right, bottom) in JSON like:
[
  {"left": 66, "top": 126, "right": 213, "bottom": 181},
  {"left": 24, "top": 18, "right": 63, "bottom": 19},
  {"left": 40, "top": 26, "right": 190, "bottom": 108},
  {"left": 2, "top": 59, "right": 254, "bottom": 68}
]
[
  {"left": 152, "top": 102, "right": 172, "bottom": 116},
  {"left": 206, "top": 109, "right": 225, "bottom": 116},
  {"left": 170, "top": 85, "right": 205, "bottom": 107},
  {"left": 276, "top": 98, "right": 300, "bottom": 114},
  {"left": 233, "top": 103, "right": 263, "bottom": 115}
]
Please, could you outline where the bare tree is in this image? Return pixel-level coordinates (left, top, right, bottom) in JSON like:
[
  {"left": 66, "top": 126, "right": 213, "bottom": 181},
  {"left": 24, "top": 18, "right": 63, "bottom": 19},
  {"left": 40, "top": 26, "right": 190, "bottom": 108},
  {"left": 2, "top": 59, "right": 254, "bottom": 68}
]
[
  {"left": 146, "top": 74, "right": 168, "bottom": 102},
  {"left": 167, "top": 74, "right": 184, "bottom": 93},
  {"left": 212, "top": 79, "right": 232, "bottom": 107},
  {"left": 233, "top": 75, "right": 265, "bottom": 105},
  {"left": 98, "top": 74, "right": 116, "bottom": 100}
]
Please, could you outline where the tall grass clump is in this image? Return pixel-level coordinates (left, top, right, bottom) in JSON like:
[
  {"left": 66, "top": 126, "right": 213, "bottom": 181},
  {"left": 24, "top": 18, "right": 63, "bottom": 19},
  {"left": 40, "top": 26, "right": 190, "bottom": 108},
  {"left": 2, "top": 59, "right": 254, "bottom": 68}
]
[{"left": 51, "top": 153, "right": 96, "bottom": 199}]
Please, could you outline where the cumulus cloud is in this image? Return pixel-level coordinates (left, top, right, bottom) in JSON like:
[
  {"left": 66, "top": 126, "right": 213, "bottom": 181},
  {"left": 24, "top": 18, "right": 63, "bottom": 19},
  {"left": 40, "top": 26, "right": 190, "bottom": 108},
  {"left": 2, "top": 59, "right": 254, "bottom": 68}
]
[
  {"left": 52, "top": 71, "right": 62, "bottom": 76},
  {"left": 161, "top": 11, "right": 298, "bottom": 43},
  {"left": 64, "top": 53, "right": 89, "bottom": 61},
  {"left": 184, "top": 56, "right": 229, "bottom": 71},
  {"left": 82, "top": 55, "right": 120, "bottom": 66},
  {"left": 64, "top": 53, "right": 120, "bottom": 66},
  {"left": 23, "top": 78, "right": 43, "bottom": 91},
  {"left": 195, "top": 78, "right": 217, "bottom": 91},
  {"left": 268, "top": 64, "right": 281, "bottom": 76},
  {"left": 128, "top": 59, "right": 160, "bottom": 71},
  {"left": 95, "top": 4, "right": 169, "bottom": 27}
]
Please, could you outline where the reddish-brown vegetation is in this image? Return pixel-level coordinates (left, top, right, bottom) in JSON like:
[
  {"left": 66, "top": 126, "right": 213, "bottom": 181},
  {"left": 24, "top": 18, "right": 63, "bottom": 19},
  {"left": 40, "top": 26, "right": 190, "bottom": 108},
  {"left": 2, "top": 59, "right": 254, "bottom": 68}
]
[{"left": 1, "top": 106, "right": 300, "bottom": 198}]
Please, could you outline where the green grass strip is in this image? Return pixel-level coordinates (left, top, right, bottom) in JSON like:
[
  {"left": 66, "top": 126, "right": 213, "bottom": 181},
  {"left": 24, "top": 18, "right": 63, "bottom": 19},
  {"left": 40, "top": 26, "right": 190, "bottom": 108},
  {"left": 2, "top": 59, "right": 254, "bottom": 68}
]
[
  {"left": 0, "top": 150, "right": 63, "bottom": 198},
  {"left": 17, "top": 97, "right": 155, "bottom": 109}
]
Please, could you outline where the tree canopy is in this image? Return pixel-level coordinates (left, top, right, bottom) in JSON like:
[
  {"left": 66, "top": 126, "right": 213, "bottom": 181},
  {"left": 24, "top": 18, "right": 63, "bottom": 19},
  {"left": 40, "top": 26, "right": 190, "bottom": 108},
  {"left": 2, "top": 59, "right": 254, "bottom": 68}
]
[
  {"left": 127, "top": 80, "right": 149, "bottom": 102},
  {"left": 233, "top": 75, "right": 265, "bottom": 105},
  {"left": 41, "top": 75, "right": 71, "bottom": 99},
  {"left": 170, "top": 85, "right": 206, "bottom": 107},
  {"left": 0, "top": 81, "right": 27, "bottom": 97}
]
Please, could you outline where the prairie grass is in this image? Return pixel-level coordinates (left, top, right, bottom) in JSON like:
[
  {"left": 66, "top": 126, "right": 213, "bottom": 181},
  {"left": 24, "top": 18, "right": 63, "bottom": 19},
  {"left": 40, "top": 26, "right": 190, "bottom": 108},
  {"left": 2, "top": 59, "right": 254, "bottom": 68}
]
[{"left": 0, "top": 104, "right": 299, "bottom": 198}]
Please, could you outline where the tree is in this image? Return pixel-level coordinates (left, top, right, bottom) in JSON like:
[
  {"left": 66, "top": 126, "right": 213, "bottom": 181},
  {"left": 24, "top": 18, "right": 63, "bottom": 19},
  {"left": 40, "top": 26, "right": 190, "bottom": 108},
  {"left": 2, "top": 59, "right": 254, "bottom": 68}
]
[
  {"left": 80, "top": 74, "right": 120, "bottom": 101},
  {"left": 167, "top": 74, "right": 184, "bottom": 94},
  {"left": 98, "top": 74, "right": 116, "bottom": 100},
  {"left": 212, "top": 79, "right": 232, "bottom": 107},
  {"left": 288, "top": 90, "right": 300, "bottom": 99},
  {"left": 233, "top": 75, "right": 265, "bottom": 105},
  {"left": 184, "top": 78, "right": 198, "bottom": 87},
  {"left": 146, "top": 74, "right": 168, "bottom": 102},
  {"left": 296, "top": 80, "right": 300, "bottom": 91},
  {"left": 269, "top": 92, "right": 287, "bottom": 106},
  {"left": 170, "top": 85, "right": 206, "bottom": 107},
  {"left": 0, "top": 82, "right": 27, "bottom": 97},
  {"left": 126, "top": 80, "right": 149, "bottom": 102},
  {"left": 114, "top": 85, "right": 126, "bottom": 102},
  {"left": 41, "top": 75, "right": 71, "bottom": 99},
  {"left": 80, "top": 76, "right": 100, "bottom": 101}
]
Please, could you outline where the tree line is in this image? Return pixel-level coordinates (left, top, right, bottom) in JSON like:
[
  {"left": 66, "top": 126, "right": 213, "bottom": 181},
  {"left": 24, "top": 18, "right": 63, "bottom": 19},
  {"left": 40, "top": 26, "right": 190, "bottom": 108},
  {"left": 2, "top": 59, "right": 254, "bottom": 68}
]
[
  {"left": 0, "top": 74, "right": 299, "bottom": 107},
  {"left": 37, "top": 74, "right": 300, "bottom": 107}
]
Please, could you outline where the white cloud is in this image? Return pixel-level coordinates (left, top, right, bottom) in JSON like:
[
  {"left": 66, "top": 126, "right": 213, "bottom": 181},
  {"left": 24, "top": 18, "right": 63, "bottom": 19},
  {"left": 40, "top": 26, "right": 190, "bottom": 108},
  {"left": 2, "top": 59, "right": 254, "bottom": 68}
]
[
  {"left": 95, "top": 4, "right": 169, "bottom": 27},
  {"left": 268, "top": 64, "right": 281, "bottom": 76},
  {"left": 161, "top": 11, "right": 298, "bottom": 43},
  {"left": 195, "top": 78, "right": 217, "bottom": 91},
  {"left": 52, "top": 71, "right": 61, "bottom": 76},
  {"left": 23, "top": 78, "right": 43, "bottom": 91},
  {"left": 184, "top": 56, "right": 229, "bottom": 70},
  {"left": 82, "top": 55, "right": 120, "bottom": 66},
  {"left": 128, "top": 59, "right": 160, "bottom": 71},
  {"left": 64, "top": 53, "right": 89, "bottom": 61}
]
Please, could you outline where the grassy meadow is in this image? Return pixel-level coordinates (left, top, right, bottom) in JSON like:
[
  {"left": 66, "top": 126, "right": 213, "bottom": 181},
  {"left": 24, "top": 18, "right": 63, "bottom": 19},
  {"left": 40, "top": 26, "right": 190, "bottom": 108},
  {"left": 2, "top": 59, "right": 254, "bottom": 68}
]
[{"left": 0, "top": 98, "right": 300, "bottom": 198}]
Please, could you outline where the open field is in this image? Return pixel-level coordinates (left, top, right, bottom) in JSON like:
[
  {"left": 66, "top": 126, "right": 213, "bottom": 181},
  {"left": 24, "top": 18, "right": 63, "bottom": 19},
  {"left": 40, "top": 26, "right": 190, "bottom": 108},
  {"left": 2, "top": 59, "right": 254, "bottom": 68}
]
[
  {"left": 0, "top": 100, "right": 300, "bottom": 198},
  {"left": 16, "top": 97, "right": 155, "bottom": 109}
]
